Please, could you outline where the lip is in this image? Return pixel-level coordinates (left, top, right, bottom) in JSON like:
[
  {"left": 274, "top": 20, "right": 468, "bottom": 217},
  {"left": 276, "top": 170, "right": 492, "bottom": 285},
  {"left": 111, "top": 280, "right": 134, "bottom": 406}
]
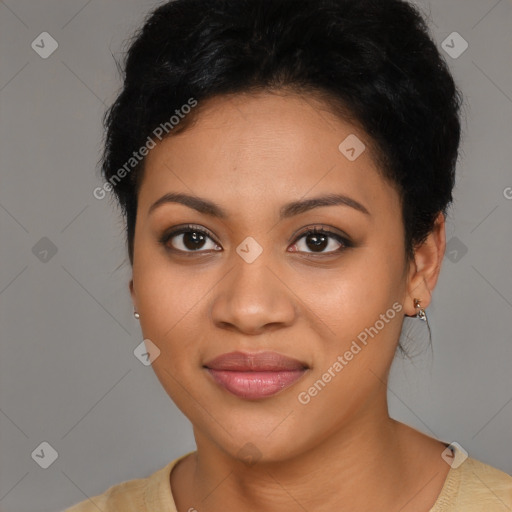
[{"left": 204, "top": 351, "right": 309, "bottom": 400}]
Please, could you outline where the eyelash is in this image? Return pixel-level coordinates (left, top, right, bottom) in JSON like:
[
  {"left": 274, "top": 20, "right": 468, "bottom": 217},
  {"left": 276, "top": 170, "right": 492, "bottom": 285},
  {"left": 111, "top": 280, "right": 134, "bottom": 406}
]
[{"left": 159, "top": 223, "right": 353, "bottom": 256}]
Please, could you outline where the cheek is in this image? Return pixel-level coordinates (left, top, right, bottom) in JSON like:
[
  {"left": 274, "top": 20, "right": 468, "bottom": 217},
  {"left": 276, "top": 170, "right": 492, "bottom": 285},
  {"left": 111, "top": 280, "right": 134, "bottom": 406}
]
[
  {"left": 133, "top": 260, "right": 205, "bottom": 402},
  {"left": 297, "top": 254, "right": 402, "bottom": 337},
  {"left": 296, "top": 248, "right": 406, "bottom": 385},
  {"left": 133, "top": 244, "right": 209, "bottom": 331}
]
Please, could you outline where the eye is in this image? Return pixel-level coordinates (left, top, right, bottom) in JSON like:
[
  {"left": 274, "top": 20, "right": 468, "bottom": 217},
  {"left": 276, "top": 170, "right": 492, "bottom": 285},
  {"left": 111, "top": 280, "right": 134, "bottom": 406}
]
[
  {"left": 159, "top": 224, "right": 352, "bottom": 256},
  {"left": 159, "top": 224, "right": 221, "bottom": 253},
  {"left": 289, "top": 226, "right": 351, "bottom": 255}
]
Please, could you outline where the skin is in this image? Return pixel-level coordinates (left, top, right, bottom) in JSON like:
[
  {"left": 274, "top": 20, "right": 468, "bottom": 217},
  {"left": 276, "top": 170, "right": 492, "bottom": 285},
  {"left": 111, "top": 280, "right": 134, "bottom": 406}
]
[{"left": 129, "top": 91, "right": 450, "bottom": 511}]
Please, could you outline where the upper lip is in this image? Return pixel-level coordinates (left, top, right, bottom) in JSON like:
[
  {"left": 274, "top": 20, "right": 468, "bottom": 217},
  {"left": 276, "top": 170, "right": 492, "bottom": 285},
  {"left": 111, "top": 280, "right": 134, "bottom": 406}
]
[{"left": 204, "top": 351, "right": 309, "bottom": 371}]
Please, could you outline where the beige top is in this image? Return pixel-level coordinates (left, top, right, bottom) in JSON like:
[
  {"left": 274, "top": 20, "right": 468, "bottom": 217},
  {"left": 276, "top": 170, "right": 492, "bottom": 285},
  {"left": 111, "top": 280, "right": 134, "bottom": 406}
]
[{"left": 63, "top": 450, "right": 512, "bottom": 511}]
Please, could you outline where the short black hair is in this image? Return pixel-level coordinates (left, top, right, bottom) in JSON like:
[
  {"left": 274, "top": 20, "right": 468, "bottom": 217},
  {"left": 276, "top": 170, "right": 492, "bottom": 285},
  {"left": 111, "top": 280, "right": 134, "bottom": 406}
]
[{"left": 100, "top": 0, "right": 463, "bottom": 268}]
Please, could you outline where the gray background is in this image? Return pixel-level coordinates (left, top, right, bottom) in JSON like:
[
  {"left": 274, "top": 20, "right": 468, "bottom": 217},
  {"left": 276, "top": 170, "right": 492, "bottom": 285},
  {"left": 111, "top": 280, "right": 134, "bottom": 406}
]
[{"left": 0, "top": 0, "right": 511, "bottom": 511}]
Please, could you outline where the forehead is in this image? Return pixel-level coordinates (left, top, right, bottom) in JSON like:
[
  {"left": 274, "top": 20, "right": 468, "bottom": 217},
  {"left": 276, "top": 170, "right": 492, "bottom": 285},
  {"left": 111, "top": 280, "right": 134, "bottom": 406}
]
[{"left": 138, "top": 92, "right": 399, "bottom": 223}]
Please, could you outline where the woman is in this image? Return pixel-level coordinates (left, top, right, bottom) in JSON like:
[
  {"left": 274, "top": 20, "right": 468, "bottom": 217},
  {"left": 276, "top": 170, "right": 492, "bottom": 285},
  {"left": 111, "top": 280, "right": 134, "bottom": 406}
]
[{"left": 65, "top": 0, "right": 512, "bottom": 510}]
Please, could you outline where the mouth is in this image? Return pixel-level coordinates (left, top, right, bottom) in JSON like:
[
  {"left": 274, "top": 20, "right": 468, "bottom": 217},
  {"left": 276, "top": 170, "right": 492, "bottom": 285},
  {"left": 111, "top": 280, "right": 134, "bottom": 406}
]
[{"left": 203, "top": 351, "right": 309, "bottom": 400}]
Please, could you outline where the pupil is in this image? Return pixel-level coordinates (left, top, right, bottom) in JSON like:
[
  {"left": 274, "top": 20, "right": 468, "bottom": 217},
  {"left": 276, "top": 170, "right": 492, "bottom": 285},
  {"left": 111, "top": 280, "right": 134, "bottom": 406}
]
[
  {"left": 184, "top": 231, "right": 205, "bottom": 250},
  {"left": 307, "top": 233, "right": 327, "bottom": 252}
]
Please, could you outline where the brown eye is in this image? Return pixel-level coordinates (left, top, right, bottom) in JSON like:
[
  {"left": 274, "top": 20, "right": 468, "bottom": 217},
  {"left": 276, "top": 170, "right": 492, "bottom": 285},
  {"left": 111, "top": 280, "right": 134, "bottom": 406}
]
[
  {"left": 159, "top": 225, "right": 222, "bottom": 253},
  {"left": 290, "top": 227, "right": 351, "bottom": 255}
]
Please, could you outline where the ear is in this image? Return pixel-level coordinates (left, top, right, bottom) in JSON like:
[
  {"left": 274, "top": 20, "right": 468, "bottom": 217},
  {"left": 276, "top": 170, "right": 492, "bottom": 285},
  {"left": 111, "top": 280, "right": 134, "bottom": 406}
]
[
  {"left": 129, "top": 278, "right": 137, "bottom": 310},
  {"left": 404, "top": 212, "right": 446, "bottom": 317}
]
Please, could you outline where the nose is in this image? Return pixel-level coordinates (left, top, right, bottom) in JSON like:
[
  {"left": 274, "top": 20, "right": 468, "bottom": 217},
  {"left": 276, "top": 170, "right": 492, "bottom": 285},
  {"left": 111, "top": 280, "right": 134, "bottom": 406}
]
[{"left": 210, "top": 256, "right": 297, "bottom": 335}]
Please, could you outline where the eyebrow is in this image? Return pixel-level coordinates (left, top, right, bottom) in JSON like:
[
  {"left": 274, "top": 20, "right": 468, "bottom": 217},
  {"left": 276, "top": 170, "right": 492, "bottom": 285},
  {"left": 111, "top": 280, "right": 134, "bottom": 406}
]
[{"left": 148, "top": 192, "right": 370, "bottom": 219}]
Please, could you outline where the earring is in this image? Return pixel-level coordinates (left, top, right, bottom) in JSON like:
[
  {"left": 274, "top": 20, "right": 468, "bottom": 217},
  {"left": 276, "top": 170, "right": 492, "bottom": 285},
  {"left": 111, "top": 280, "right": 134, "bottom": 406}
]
[
  {"left": 413, "top": 298, "right": 427, "bottom": 322},
  {"left": 133, "top": 311, "right": 140, "bottom": 319}
]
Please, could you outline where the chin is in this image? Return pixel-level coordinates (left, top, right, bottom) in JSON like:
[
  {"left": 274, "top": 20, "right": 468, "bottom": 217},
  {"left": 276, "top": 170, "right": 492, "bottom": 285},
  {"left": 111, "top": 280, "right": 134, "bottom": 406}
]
[{"left": 206, "top": 419, "right": 313, "bottom": 466}]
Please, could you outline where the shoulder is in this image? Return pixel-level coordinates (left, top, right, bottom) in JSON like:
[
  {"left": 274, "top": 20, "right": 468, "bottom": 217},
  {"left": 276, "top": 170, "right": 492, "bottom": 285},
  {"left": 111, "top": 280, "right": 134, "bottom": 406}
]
[
  {"left": 433, "top": 456, "right": 512, "bottom": 511},
  {"left": 459, "top": 457, "right": 512, "bottom": 503},
  {"left": 62, "top": 475, "right": 148, "bottom": 512},
  {"left": 61, "top": 452, "right": 194, "bottom": 512}
]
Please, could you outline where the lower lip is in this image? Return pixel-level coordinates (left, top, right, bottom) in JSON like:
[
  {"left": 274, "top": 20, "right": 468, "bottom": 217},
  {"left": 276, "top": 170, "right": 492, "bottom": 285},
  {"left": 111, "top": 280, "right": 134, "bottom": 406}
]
[{"left": 206, "top": 369, "right": 307, "bottom": 400}]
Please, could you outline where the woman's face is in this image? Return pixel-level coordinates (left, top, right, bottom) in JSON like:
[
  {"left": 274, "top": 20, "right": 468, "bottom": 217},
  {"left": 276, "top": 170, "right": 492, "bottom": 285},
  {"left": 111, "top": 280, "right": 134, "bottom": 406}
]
[{"left": 130, "top": 92, "right": 416, "bottom": 462}]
